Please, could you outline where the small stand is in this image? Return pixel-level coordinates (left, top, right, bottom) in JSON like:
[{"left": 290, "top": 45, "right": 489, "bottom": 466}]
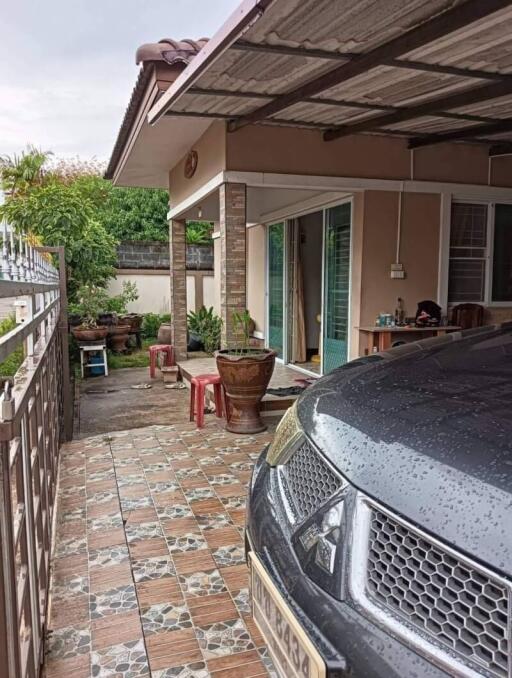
[{"left": 79, "top": 342, "right": 108, "bottom": 378}]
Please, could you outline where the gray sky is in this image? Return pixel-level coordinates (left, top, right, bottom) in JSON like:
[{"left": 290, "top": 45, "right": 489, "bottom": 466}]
[{"left": 0, "top": 0, "right": 239, "bottom": 162}]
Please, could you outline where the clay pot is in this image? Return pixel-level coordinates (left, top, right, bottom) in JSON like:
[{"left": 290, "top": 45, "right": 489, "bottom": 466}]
[
  {"left": 108, "top": 324, "right": 131, "bottom": 353},
  {"left": 97, "top": 312, "right": 116, "bottom": 326},
  {"left": 215, "top": 349, "right": 276, "bottom": 434},
  {"left": 71, "top": 326, "right": 109, "bottom": 342},
  {"left": 157, "top": 322, "right": 173, "bottom": 345},
  {"left": 120, "top": 314, "right": 142, "bottom": 333}
]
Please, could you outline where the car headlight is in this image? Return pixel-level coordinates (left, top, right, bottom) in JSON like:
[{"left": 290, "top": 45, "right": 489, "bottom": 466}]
[{"left": 266, "top": 401, "right": 303, "bottom": 466}]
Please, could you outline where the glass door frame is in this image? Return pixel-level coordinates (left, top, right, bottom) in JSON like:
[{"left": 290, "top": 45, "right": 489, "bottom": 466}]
[
  {"left": 321, "top": 197, "right": 353, "bottom": 375},
  {"left": 265, "top": 221, "right": 288, "bottom": 364},
  {"left": 264, "top": 196, "right": 354, "bottom": 375}
]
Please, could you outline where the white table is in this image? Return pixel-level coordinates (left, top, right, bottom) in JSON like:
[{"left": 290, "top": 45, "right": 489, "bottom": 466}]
[{"left": 79, "top": 343, "right": 108, "bottom": 378}]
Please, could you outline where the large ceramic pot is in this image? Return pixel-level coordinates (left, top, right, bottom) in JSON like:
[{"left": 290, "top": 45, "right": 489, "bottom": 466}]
[
  {"left": 120, "top": 313, "right": 142, "bottom": 333},
  {"left": 215, "top": 348, "right": 276, "bottom": 434},
  {"left": 71, "top": 326, "right": 109, "bottom": 342},
  {"left": 108, "top": 324, "right": 131, "bottom": 353},
  {"left": 157, "top": 322, "right": 173, "bottom": 345},
  {"left": 187, "top": 332, "right": 203, "bottom": 352},
  {"left": 97, "top": 312, "right": 116, "bottom": 326}
]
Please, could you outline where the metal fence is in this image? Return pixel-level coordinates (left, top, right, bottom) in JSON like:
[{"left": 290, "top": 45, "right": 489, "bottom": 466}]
[{"left": 0, "top": 234, "right": 71, "bottom": 678}]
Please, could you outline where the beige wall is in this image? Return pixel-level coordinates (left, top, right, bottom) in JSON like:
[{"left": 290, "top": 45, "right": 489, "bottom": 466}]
[
  {"left": 108, "top": 272, "right": 213, "bottom": 315},
  {"left": 213, "top": 236, "right": 221, "bottom": 314},
  {"left": 169, "top": 121, "right": 226, "bottom": 206},
  {"left": 247, "top": 225, "right": 266, "bottom": 334},
  {"left": 226, "top": 125, "right": 512, "bottom": 188},
  {"left": 358, "top": 191, "right": 441, "bottom": 351}
]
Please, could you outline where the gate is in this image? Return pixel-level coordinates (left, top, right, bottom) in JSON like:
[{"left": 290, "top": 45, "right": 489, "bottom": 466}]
[{"left": 0, "top": 235, "right": 71, "bottom": 678}]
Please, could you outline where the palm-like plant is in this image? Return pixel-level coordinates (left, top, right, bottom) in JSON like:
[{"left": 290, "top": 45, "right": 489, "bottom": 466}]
[{"left": 0, "top": 146, "right": 52, "bottom": 197}]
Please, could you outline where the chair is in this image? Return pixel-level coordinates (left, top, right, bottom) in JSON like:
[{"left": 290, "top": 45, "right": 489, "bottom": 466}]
[
  {"left": 450, "top": 303, "right": 484, "bottom": 330},
  {"left": 149, "top": 344, "right": 175, "bottom": 378},
  {"left": 189, "top": 374, "right": 225, "bottom": 429}
]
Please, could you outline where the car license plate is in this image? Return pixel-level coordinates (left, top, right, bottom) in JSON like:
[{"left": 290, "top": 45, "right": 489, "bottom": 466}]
[{"left": 249, "top": 552, "right": 326, "bottom": 678}]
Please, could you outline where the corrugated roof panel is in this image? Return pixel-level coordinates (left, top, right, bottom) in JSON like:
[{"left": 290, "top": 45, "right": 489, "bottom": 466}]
[
  {"left": 384, "top": 115, "right": 480, "bottom": 133},
  {"left": 452, "top": 94, "right": 512, "bottom": 119},
  {"left": 173, "top": 92, "right": 262, "bottom": 116},
  {"left": 268, "top": 101, "right": 377, "bottom": 126},
  {"left": 243, "top": 0, "right": 458, "bottom": 54}
]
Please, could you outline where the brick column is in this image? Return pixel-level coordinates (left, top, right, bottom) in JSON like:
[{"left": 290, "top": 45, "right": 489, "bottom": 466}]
[
  {"left": 219, "top": 183, "right": 247, "bottom": 348},
  {"left": 169, "top": 219, "right": 188, "bottom": 360}
]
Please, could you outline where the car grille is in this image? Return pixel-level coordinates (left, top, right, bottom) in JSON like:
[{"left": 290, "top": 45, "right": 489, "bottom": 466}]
[
  {"left": 279, "top": 439, "right": 343, "bottom": 522},
  {"left": 366, "top": 507, "right": 510, "bottom": 677}
]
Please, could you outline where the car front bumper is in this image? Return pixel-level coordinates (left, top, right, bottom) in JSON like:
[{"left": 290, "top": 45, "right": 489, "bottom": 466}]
[{"left": 246, "top": 449, "right": 451, "bottom": 678}]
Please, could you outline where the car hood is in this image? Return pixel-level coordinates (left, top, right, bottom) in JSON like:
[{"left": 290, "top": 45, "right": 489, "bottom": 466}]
[{"left": 297, "top": 326, "right": 512, "bottom": 577}]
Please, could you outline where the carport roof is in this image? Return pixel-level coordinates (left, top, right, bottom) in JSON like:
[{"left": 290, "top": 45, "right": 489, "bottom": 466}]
[{"left": 148, "top": 0, "right": 512, "bottom": 152}]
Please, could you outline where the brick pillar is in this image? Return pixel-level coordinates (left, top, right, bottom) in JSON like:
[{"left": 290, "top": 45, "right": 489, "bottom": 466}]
[
  {"left": 169, "top": 219, "right": 188, "bottom": 360},
  {"left": 219, "top": 183, "right": 247, "bottom": 348}
]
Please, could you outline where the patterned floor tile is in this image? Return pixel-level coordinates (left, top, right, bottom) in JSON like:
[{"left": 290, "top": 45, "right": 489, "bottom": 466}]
[
  {"left": 156, "top": 504, "right": 193, "bottom": 520},
  {"left": 46, "top": 625, "right": 90, "bottom": 659},
  {"left": 58, "top": 506, "right": 86, "bottom": 523},
  {"left": 132, "top": 557, "right": 176, "bottom": 582},
  {"left": 212, "top": 545, "right": 246, "bottom": 568},
  {"left": 258, "top": 646, "right": 279, "bottom": 678},
  {"left": 141, "top": 602, "right": 192, "bottom": 635},
  {"left": 148, "top": 481, "right": 180, "bottom": 493},
  {"left": 179, "top": 569, "right": 227, "bottom": 597},
  {"left": 126, "top": 521, "right": 164, "bottom": 543},
  {"left": 91, "top": 638, "right": 149, "bottom": 677},
  {"left": 90, "top": 584, "right": 138, "bottom": 619},
  {"left": 121, "top": 496, "right": 154, "bottom": 512},
  {"left": 183, "top": 487, "right": 216, "bottom": 503},
  {"left": 88, "top": 515, "right": 123, "bottom": 531},
  {"left": 232, "top": 588, "right": 251, "bottom": 614},
  {"left": 196, "top": 513, "right": 233, "bottom": 530},
  {"left": 195, "top": 618, "right": 254, "bottom": 659},
  {"left": 87, "top": 491, "right": 119, "bottom": 506},
  {"left": 50, "top": 575, "right": 89, "bottom": 601},
  {"left": 54, "top": 536, "right": 88, "bottom": 557},
  {"left": 152, "top": 661, "right": 209, "bottom": 678},
  {"left": 220, "top": 496, "right": 246, "bottom": 510},
  {"left": 166, "top": 533, "right": 207, "bottom": 554},
  {"left": 206, "top": 474, "right": 239, "bottom": 486},
  {"left": 88, "top": 545, "right": 130, "bottom": 568}
]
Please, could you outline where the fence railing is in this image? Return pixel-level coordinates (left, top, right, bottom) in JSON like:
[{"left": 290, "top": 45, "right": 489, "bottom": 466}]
[{"left": 0, "top": 234, "right": 71, "bottom": 678}]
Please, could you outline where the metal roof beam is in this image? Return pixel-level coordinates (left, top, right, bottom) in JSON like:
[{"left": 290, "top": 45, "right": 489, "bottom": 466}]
[
  {"left": 233, "top": 40, "right": 506, "bottom": 82},
  {"left": 324, "top": 79, "right": 512, "bottom": 141},
  {"left": 164, "top": 110, "right": 329, "bottom": 129},
  {"left": 409, "top": 118, "right": 512, "bottom": 148},
  {"left": 228, "top": 0, "right": 512, "bottom": 132},
  {"left": 489, "top": 142, "right": 512, "bottom": 156}
]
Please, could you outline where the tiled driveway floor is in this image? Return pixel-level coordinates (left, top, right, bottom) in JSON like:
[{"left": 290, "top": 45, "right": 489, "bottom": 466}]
[{"left": 44, "top": 419, "right": 278, "bottom": 678}]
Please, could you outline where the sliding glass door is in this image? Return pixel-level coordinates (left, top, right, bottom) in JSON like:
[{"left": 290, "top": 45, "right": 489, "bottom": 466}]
[
  {"left": 322, "top": 202, "right": 352, "bottom": 373},
  {"left": 267, "top": 222, "right": 285, "bottom": 358}
]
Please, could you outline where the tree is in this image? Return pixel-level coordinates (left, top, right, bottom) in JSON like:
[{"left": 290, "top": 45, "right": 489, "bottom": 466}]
[{"left": 0, "top": 149, "right": 117, "bottom": 301}]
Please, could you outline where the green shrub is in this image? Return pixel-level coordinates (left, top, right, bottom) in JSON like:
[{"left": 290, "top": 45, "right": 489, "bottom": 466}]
[
  {"left": 141, "top": 313, "right": 171, "bottom": 339},
  {"left": 0, "top": 315, "right": 24, "bottom": 378}
]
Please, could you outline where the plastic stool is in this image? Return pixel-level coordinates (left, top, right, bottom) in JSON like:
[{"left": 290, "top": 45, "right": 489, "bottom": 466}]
[
  {"left": 149, "top": 344, "right": 174, "bottom": 378},
  {"left": 190, "top": 374, "right": 224, "bottom": 429}
]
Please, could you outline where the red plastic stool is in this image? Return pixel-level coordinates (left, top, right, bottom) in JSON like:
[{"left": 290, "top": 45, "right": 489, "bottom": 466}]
[
  {"left": 149, "top": 344, "right": 175, "bottom": 378},
  {"left": 190, "top": 374, "right": 225, "bottom": 429}
]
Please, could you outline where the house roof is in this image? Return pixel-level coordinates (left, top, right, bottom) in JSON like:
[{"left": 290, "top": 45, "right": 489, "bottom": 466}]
[
  {"left": 105, "top": 38, "right": 208, "bottom": 180},
  {"left": 148, "top": 0, "right": 512, "bottom": 153}
]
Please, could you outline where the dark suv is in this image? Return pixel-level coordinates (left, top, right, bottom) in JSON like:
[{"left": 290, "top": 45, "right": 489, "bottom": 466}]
[{"left": 246, "top": 324, "right": 512, "bottom": 678}]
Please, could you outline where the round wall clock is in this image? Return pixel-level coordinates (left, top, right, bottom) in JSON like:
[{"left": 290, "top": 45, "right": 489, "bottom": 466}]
[{"left": 184, "top": 150, "right": 198, "bottom": 178}]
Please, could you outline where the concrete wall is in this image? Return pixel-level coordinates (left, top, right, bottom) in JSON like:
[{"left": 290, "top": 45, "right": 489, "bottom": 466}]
[
  {"left": 246, "top": 224, "right": 266, "bottom": 334},
  {"left": 358, "top": 190, "right": 441, "bottom": 340},
  {"left": 108, "top": 271, "right": 214, "bottom": 315},
  {"left": 117, "top": 241, "right": 214, "bottom": 271},
  {"left": 169, "top": 121, "right": 226, "bottom": 207}
]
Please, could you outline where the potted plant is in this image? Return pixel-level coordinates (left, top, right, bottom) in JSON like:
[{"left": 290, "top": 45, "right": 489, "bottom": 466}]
[
  {"left": 187, "top": 307, "right": 206, "bottom": 351},
  {"left": 103, "top": 282, "right": 139, "bottom": 352},
  {"left": 69, "top": 285, "right": 109, "bottom": 342},
  {"left": 216, "top": 310, "right": 275, "bottom": 434}
]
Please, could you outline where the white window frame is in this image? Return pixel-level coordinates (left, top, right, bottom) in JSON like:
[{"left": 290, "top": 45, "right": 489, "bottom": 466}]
[{"left": 444, "top": 197, "right": 512, "bottom": 308}]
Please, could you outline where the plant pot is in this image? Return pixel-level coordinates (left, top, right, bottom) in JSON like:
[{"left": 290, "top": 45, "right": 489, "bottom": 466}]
[
  {"left": 215, "top": 348, "right": 276, "bottom": 434},
  {"left": 71, "top": 326, "right": 109, "bottom": 342},
  {"left": 157, "top": 322, "right": 173, "bottom": 345},
  {"left": 187, "top": 332, "right": 203, "bottom": 352},
  {"left": 119, "top": 313, "right": 142, "bottom": 333},
  {"left": 108, "top": 324, "right": 131, "bottom": 353},
  {"left": 97, "top": 312, "right": 116, "bottom": 326}
]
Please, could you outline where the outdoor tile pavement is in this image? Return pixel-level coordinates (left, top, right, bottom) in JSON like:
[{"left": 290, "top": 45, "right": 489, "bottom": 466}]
[{"left": 44, "top": 419, "right": 278, "bottom": 678}]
